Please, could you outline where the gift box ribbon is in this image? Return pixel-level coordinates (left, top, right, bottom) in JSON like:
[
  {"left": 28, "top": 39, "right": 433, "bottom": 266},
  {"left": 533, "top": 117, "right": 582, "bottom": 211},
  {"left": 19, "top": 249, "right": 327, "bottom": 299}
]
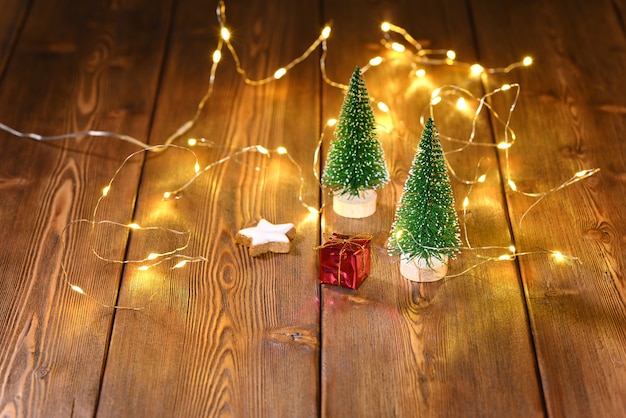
[{"left": 317, "top": 233, "right": 372, "bottom": 287}]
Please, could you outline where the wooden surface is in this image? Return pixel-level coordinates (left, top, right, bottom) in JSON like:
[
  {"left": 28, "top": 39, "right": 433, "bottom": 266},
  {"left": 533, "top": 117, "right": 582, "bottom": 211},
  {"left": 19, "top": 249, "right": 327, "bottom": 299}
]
[{"left": 0, "top": 0, "right": 625, "bottom": 417}]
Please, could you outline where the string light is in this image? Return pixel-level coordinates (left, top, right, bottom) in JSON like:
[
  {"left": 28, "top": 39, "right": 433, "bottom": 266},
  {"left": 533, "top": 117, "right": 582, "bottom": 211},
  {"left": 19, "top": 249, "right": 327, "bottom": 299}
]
[{"left": 0, "top": 0, "right": 593, "bottom": 307}]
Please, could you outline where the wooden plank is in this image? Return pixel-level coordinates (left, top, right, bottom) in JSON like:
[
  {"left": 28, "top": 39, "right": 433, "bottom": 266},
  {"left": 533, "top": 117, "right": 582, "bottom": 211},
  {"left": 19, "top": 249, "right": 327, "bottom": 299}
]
[
  {"left": 320, "top": 0, "right": 545, "bottom": 416},
  {"left": 96, "top": 0, "right": 321, "bottom": 416},
  {"left": 0, "top": 0, "right": 174, "bottom": 415},
  {"left": 0, "top": 0, "right": 30, "bottom": 75},
  {"left": 470, "top": 0, "right": 626, "bottom": 416}
]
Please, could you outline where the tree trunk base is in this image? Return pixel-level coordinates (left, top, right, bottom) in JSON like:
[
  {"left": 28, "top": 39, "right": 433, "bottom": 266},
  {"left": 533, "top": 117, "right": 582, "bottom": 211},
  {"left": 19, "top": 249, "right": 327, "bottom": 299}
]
[
  {"left": 399, "top": 255, "right": 448, "bottom": 282},
  {"left": 332, "top": 189, "right": 377, "bottom": 218}
]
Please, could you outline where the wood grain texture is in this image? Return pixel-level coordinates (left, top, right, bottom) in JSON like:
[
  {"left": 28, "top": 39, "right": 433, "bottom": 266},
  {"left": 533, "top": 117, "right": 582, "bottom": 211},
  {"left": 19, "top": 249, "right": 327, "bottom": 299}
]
[
  {"left": 0, "top": 0, "right": 30, "bottom": 75},
  {"left": 0, "top": 0, "right": 174, "bottom": 415},
  {"left": 96, "top": 0, "right": 322, "bottom": 416},
  {"left": 470, "top": 0, "right": 626, "bottom": 416},
  {"left": 320, "top": 1, "right": 544, "bottom": 417}
]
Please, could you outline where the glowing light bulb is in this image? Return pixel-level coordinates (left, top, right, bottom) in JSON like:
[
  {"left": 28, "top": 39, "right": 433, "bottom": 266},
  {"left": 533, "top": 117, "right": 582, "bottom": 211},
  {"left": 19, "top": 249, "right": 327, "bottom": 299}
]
[
  {"left": 321, "top": 26, "right": 331, "bottom": 40},
  {"left": 187, "top": 138, "right": 197, "bottom": 146},
  {"left": 477, "top": 174, "right": 487, "bottom": 183},
  {"left": 396, "top": 230, "right": 403, "bottom": 239},
  {"left": 523, "top": 56, "right": 533, "bottom": 66},
  {"left": 173, "top": 260, "right": 188, "bottom": 269},
  {"left": 369, "top": 56, "right": 383, "bottom": 66},
  {"left": 415, "top": 69, "right": 426, "bottom": 77},
  {"left": 212, "top": 49, "right": 221, "bottom": 63},
  {"left": 256, "top": 145, "right": 269, "bottom": 155},
  {"left": 70, "top": 284, "right": 85, "bottom": 294},
  {"left": 508, "top": 180, "right": 518, "bottom": 191},
  {"left": 470, "top": 63, "right": 484, "bottom": 76},
  {"left": 377, "top": 102, "right": 389, "bottom": 112},
  {"left": 446, "top": 50, "right": 456, "bottom": 60},
  {"left": 463, "top": 196, "right": 469, "bottom": 208},
  {"left": 431, "top": 88, "right": 441, "bottom": 98},
  {"left": 220, "top": 27, "right": 231, "bottom": 41},
  {"left": 497, "top": 142, "right": 512, "bottom": 149},
  {"left": 498, "top": 254, "right": 514, "bottom": 261},
  {"left": 138, "top": 265, "right": 149, "bottom": 271},
  {"left": 501, "top": 84, "right": 511, "bottom": 91},
  {"left": 276, "top": 146, "right": 287, "bottom": 154},
  {"left": 327, "top": 118, "right": 337, "bottom": 126},
  {"left": 391, "top": 42, "right": 405, "bottom": 52},
  {"left": 102, "top": 185, "right": 111, "bottom": 196},
  {"left": 552, "top": 251, "right": 565, "bottom": 262},
  {"left": 128, "top": 223, "right": 141, "bottom": 230},
  {"left": 147, "top": 253, "right": 160, "bottom": 260},
  {"left": 431, "top": 96, "right": 442, "bottom": 105},
  {"left": 194, "top": 162, "right": 200, "bottom": 173},
  {"left": 274, "top": 68, "right": 287, "bottom": 79},
  {"left": 307, "top": 205, "right": 318, "bottom": 214},
  {"left": 575, "top": 170, "right": 588, "bottom": 178},
  {"left": 456, "top": 97, "right": 468, "bottom": 110},
  {"left": 163, "top": 192, "right": 171, "bottom": 199},
  {"left": 381, "top": 22, "right": 391, "bottom": 32},
  {"left": 509, "top": 245, "right": 516, "bottom": 253}
]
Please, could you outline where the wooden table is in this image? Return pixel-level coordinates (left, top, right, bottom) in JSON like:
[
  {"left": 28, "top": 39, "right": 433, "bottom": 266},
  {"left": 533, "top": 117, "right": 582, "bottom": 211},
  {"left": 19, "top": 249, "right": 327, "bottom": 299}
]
[{"left": 1, "top": 0, "right": 625, "bottom": 416}]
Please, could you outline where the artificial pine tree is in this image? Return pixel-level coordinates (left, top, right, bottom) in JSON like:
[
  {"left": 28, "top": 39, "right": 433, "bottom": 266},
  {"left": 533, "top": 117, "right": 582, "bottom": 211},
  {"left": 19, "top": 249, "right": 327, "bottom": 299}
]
[
  {"left": 322, "top": 66, "right": 389, "bottom": 218},
  {"left": 388, "top": 117, "right": 461, "bottom": 281}
]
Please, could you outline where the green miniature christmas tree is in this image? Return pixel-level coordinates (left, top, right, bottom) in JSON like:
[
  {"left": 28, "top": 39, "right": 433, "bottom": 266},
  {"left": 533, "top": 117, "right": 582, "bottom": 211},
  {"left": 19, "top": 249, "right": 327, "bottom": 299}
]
[
  {"left": 388, "top": 117, "right": 461, "bottom": 265},
  {"left": 321, "top": 66, "right": 389, "bottom": 197}
]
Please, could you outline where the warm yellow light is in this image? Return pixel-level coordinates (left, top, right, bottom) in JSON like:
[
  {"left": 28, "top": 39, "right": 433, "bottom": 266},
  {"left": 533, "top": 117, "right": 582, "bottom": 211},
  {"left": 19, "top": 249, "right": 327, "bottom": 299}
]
[
  {"left": 575, "top": 170, "right": 589, "bottom": 178},
  {"left": 307, "top": 205, "right": 318, "bottom": 214},
  {"left": 523, "top": 56, "right": 533, "bottom": 66},
  {"left": 173, "top": 260, "right": 188, "bottom": 269},
  {"left": 497, "top": 142, "right": 512, "bottom": 150},
  {"left": 456, "top": 97, "right": 468, "bottom": 110},
  {"left": 381, "top": 22, "right": 391, "bottom": 32},
  {"left": 470, "top": 63, "right": 484, "bottom": 76},
  {"left": 327, "top": 118, "right": 337, "bottom": 126},
  {"left": 147, "top": 253, "right": 160, "bottom": 260},
  {"left": 256, "top": 145, "right": 269, "bottom": 155},
  {"left": 498, "top": 254, "right": 514, "bottom": 261},
  {"left": 509, "top": 245, "right": 516, "bottom": 253},
  {"left": 552, "top": 251, "right": 565, "bottom": 262},
  {"left": 70, "top": 284, "right": 85, "bottom": 295},
  {"left": 501, "top": 84, "right": 511, "bottom": 91},
  {"left": 431, "top": 88, "right": 441, "bottom": 98},
  {"left": 369, "top": 56, "right": 383, "bottom": 66},
  {"left": 377, "top": 102, "right": 389, "bottom": 112},
  {"left": 128, "top": 223, "right": 141, "bottom": 230},
  {"left": 276, "top": 146, "right": 287, "bottom": 155},
  {"left": 463, "top": 197, "right": 469, "bottom": 208},
  {"left": 477, "top": 174, "right": 487, "bottom": 183},
  {"left": 187, "top": 138, "right": 197, "bottom": 146},
  {"left": 138, "top": 265, "right": 149, "bottom": 271},
  {"left": 194, "top": 162, "right": 200, "bottom": 173},
  {"left": 321, "top": 26, "right": 331, "bottom": 40},
  {"left": 274, "top": 68, "right": 287, "bottom": 79},
  {"left": 391, "top": 42, "right": 405, "bottom": 52},
  {"left": 102, "top": 185, "right": 111, "bottom": 196},
  {"left": 508, "top": 180, "right": 518, "bottom": 191},
  {"left": 446, "top": 50, "right": 456, "bottom": 60},
  {"left": 212, "top": 49, "right": 221, "bottom": 63},
  {"left": 415, "top": 69, "right": 426, "bottom": 77},
  {"left": 431, "top": 96, "right": 442, "bottom": 105},
  {"left": 395, "top": 230, "right": 403, "bottom": 239},
  {"left": 220, "top": 27, "right": 231, "bottom": 41}
]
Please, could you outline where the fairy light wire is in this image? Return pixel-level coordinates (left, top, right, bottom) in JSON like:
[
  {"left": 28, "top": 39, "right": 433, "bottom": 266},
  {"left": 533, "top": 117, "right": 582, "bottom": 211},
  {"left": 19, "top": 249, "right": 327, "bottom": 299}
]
[{"left": 0, "top": 1, "right": 596, "bottom": 307}]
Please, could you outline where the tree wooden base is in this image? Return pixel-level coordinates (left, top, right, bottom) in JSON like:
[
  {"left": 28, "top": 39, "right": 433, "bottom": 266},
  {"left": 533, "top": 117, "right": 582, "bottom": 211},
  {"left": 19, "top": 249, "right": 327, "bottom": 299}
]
[
  {"left": 399, "top": 255, "right": 448, "bottom": 282},
  {"left": 332, "top": 189, "right": 377, "bottom": 218}
]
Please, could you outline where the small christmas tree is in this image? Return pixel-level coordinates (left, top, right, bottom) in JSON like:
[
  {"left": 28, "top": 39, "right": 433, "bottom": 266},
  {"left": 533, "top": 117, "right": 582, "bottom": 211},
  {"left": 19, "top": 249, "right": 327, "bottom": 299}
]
[
  {"left": 322, "top": 67, "right": 389, "bottom": 198},
  {"left": 388, "top": 117, "right": 460, "bottom": 278}
]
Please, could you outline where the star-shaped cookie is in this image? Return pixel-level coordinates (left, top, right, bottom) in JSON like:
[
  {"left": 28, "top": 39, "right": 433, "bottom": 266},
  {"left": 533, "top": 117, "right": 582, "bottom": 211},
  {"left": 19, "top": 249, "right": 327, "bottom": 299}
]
[{"left": 235, "top": 219, "right": 296, "bottom": 256}]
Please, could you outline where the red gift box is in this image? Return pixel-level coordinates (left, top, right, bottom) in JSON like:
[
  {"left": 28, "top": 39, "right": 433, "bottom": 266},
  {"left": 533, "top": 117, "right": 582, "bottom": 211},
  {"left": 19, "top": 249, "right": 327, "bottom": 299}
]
[{"left": 319, "top": 233, "right": 371, "bottom": 290}]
